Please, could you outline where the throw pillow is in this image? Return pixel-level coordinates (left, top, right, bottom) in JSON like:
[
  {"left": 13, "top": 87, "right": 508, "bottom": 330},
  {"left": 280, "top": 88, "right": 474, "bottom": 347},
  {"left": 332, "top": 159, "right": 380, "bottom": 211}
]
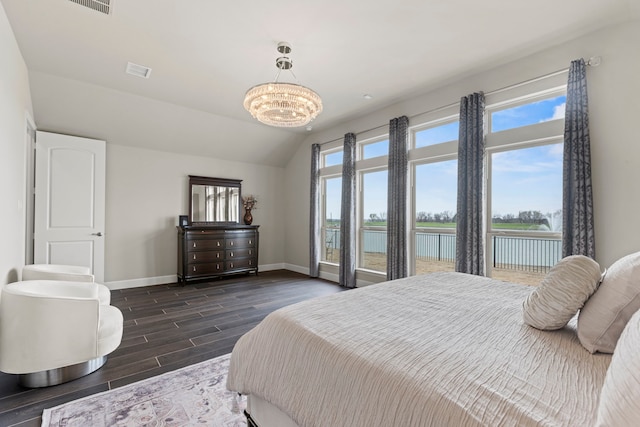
[
  {"left": 523, "top": 255, "right": 601, "bottom": 330},
  {"left": 596, "top": 308, "right": 640, "bottom": 426},
  {"left": 578, "top": 251, "right": 640, "bottom": 353}
]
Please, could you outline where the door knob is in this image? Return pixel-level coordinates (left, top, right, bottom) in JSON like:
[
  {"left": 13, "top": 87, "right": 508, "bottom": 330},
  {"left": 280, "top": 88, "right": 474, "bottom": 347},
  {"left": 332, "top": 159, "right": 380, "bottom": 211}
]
[{"left": 92, "top": 232, "right": 103, "bottom": 237}]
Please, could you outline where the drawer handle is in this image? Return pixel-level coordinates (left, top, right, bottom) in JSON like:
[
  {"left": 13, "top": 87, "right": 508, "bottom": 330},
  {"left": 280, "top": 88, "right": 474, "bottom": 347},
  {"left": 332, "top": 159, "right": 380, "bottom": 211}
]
[
  {"left": 230, "top": 262, "right": 234, "bottom": 268},
  {"left": 230, "top": 241, "right": 234, "bottom": 246},
  {"left": 217, "top": 264, "right": 220, "bottom": 270},
  {"left": 249, "top": 240, "right": 252, "bottom": 244},
  {"left": 193, "top": 254, "right": 197, "bottom": 260},
  {"left": 249, "top": 249, "right": 252, "bottom": 255},
  {"left": 249, "top": 260, "right": 253, "bottom": 266},
  {"left": 193, "top": 242, "right": 197, "bottom": 248},
  {"left": 217, "top": 253, "right": 220, "bottom": 258},
  {"left": 217, "top": 242, "right": 221, "bottom": 247},
  {"left": 192, "top": 266, "right": 196, "bottom": 272},
  {"left": 230, "top": 252, "right": 234, "bottom": 258}
]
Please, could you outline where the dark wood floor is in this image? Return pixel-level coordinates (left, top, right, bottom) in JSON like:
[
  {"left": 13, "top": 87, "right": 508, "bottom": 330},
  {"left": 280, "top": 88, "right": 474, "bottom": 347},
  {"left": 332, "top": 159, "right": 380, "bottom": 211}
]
[{"left": 0, "top": 270, "right": 344, "bottom": 426}]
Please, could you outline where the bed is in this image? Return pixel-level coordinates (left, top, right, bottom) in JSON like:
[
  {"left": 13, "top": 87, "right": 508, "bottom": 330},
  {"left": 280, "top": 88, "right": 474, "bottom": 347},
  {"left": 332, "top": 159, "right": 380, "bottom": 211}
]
[{"left": 226, "top": 270, "right": 630, "bottom": 427}]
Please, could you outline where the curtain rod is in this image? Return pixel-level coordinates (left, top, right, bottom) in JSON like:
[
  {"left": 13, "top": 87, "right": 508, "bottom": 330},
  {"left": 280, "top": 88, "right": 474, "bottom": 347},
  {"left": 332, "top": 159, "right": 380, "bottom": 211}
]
[{"left": 316, "top": 56, "right": 600, "bottom": 147}]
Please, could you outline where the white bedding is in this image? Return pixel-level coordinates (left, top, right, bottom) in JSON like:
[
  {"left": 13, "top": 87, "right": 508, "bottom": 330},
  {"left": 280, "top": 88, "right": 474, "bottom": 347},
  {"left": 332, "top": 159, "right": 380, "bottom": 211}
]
[{"left": 227, "top": 272, "right": 612, "bottom": 427}]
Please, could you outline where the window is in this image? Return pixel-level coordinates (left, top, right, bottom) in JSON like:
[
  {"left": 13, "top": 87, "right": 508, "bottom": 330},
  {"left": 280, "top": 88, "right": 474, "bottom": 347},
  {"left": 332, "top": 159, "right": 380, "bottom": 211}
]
[
  {"left": 488, "top": 143, "right": 563, "bottom": 282},
  {"left": 491, "top": 144, "right": 563, "bottom": 233},
  {"left": 415, "top": 121, "right": 459, "bottom": 148},
  {"left": 491, "top": 94, "right": 566, "bottom": 133},
  {"left": 319, "top": 144, "right": 343, "bottom": 266},
  {"left": 323, "top": 150, "right": 343, "bottom": 167},
  {"left": 486, "top": 85, "right": 566, "bottom": 285},
  {"left": 321, "top": 176, "right": 342, "bottom": 263},
  {"left": 362, "top": 139, "right": 389, "bottom": 159},
  {"left": 360, "top": 169, "right": 388, "bottom": 272},
  {"left": 409, "top": 116, "right": 459, "bottom": 276},
  {"left": 413, "top": 159, "right": 458, "bottom": 275},
  {"left": 313, "top": 73, "right": 566, "bottom": 286}
]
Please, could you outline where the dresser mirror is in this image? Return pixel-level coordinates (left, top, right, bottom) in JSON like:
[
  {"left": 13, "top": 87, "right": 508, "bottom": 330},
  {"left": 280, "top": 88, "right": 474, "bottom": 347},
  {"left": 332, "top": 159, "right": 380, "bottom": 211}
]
[{"left": 188, "top": 175, "right": 242, "bottom": 225}]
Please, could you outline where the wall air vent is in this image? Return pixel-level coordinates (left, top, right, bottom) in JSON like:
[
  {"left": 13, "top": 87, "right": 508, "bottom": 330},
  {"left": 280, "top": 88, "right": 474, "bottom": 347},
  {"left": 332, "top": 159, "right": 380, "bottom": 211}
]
[
  {"left": 68, "top": 0, "right": 112, "bottom": 15},
  {"left": 126, "top": 62, "right": 152, "bottom": 79}
]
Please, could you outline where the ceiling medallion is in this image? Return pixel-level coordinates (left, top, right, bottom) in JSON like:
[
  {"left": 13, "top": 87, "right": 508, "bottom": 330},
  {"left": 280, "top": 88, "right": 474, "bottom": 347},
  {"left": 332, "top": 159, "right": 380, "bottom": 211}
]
[{"left": 243, "top": 42, "right": 323, "bottom": 128}]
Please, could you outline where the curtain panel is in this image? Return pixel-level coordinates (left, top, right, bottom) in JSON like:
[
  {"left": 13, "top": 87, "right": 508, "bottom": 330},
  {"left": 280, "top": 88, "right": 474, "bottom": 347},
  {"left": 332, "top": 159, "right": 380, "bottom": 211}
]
[
  {"left": 309, "top": 143, "right": 321, "bottom": 278},
  {"left": 455, "top": 92, "right": 486, "bottom": 276},
  {"left": 339, "top": 133, "right": 357, "bottom": 288},
  {"left": 387, "top": 116, "right": 409, "bottom": 280},
  {"left": 562, "top": 59, "right": 596, "bottom": 258}
]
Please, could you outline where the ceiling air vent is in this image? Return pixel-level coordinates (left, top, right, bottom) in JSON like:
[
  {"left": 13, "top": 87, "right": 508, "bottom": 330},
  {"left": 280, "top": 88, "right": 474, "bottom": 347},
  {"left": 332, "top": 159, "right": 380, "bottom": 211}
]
[
  {"left": 68, "top": 0, "right": 112, "bottom": 15},
  {"left": 126, "top": 62, "right": 152, "bottom": 79}
]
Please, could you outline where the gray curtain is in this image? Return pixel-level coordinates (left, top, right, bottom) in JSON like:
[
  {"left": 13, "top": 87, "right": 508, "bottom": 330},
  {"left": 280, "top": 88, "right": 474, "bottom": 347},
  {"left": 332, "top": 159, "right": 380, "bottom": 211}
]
[
  {"left": 339, "top": 133, "right": 357, "bottom": 288},
  {"left": 309, "top": 143, "right": 321, "bottom": 277},
  {"left": 562, "top": 59, "right": 595, "bottom": 258},
  {"left": 455, "top": 92, "right": 485, "bottom": 275},
  {"left": 387, "top": 116, "right": 409, "bottom": 280}
]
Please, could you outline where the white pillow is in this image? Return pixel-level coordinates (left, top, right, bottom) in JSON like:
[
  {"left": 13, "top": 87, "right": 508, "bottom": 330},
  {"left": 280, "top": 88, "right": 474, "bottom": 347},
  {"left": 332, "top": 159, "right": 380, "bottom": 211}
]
[
  {"left": 578, "top": 251, "right": 640, "bottom": 353},
  {"left": 596, "top": 308, "right": 640, "bottom": 426},
  {"left": 523, "top": 255, "right": 601, "bottom": 330}
]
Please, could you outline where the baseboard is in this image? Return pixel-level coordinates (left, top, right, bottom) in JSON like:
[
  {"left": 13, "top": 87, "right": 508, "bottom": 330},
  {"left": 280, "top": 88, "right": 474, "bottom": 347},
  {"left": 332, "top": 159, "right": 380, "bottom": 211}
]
[
  {"left": 105, "top": 275, "right": 177, "bottom": 290},
  {"left": 284, "top": 263, "right": 309, "bottom": 275},
  {"left": 259, "top": 263, "right": 286, "bottom": 272},
  {"left": 105, "top": 264, "right": 289, "bottom": 290}
]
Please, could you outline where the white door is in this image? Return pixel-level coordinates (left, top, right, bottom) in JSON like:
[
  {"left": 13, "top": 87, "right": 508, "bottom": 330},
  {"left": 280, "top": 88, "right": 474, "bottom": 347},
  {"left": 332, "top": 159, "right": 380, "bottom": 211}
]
[{"left": 34, "top": 131, "right": 106, "bottom": 282}]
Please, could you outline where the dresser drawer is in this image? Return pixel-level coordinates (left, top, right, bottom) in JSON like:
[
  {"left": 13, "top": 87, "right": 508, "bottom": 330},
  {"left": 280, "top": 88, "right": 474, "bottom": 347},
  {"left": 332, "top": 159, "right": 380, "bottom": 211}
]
[
  {"left": 226, "top": 258, "right": 256, "bottom": 271},
  {"left": 225, "top": 236, "right": 256, "bottom": 249},
  {"left": 187, "top": 250, "right": 224, "bottom": 263},
  {"left": 186, "top": 238, "right": 224, "bottom": 251},
  {"left": 187, "top": 262, "right": 224, "bottom": 276},
  {"left": 226, "top": 248, "right": 255, "bottom": 259}
]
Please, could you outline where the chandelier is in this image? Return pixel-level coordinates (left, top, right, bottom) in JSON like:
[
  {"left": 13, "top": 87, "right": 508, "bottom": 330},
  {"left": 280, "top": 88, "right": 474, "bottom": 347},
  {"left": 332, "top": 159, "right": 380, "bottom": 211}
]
[{"left": 243, "top": 42, "right": 323, "bottom": 128}]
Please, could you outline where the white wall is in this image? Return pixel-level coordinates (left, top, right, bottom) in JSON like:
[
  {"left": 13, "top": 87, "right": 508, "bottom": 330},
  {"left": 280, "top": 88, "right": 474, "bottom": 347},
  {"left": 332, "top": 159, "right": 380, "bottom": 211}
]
[
  {"left": 104, "top": 144, "right": 285, "bottom": 288},
  {"left": 284, "top": 20, "right": 640, "bottom": 281},
  {"left": 0, "top": 3, "right": 33, "bottom": 287}
]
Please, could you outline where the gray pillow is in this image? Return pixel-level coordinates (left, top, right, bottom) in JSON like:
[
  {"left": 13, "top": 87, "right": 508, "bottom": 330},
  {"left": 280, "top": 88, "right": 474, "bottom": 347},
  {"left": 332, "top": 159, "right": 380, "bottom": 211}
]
[
  {"left": 596, "top": 307, "right": 640, "bottom": 426},
  {"left": 578, "top": 251, "right": 640, "bottom": 353},
  {"left": 523, "top": 255, "right": 601, "bottom": 330}
]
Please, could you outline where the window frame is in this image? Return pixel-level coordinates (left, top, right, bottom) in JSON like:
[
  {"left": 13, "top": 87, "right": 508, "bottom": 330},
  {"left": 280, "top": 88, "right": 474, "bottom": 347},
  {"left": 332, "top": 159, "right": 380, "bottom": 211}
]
[
  {"left": 318, "top": 140, "right": 343, "bottom": 266},
  {"left": 484, "top": 82, "right": 567, "bottom": 278},
  {"left": 355, "top": 133, "right": 389, "bottom": 273},
  {"left": 408, "top": 113, "right": 460, "bottom": 276},
  {"left": 319, "top": 173, "right": 342, "bottom": 265}
]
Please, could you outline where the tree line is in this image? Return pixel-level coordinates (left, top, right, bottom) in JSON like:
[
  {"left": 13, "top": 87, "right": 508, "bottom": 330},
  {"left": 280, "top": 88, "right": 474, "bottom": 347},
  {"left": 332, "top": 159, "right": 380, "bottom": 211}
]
[{"left": 414, "top": 209, "right": 560, "bottom": 224}]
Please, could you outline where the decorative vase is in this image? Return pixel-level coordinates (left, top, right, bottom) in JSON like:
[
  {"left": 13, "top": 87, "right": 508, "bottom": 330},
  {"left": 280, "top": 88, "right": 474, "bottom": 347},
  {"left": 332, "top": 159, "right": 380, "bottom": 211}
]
[{"left": 243, "top": 209, "right": 253, "bottom": 225}]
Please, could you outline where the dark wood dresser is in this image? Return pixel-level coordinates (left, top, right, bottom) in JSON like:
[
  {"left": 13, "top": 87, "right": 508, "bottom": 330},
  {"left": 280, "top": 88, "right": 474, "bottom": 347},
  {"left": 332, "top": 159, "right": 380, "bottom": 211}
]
[{"left": 177, "top": 225, "right": 259, "bottom": 283}]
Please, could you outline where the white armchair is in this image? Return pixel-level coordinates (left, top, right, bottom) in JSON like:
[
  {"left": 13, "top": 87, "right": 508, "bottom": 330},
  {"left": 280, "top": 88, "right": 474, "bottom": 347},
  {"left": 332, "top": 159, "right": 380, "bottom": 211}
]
[
  {"left": 0, "top": 280, "right": 123, "bottom": 387},
  {"left": 21, "top": 264, "right": 111, "bottom": 305}
]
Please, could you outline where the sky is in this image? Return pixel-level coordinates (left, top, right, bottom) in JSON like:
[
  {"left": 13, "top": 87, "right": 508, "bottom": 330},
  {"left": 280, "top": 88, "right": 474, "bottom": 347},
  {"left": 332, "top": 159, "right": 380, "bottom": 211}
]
[{"left": 324, "top": 95, "right": 566, "bottom": 222}]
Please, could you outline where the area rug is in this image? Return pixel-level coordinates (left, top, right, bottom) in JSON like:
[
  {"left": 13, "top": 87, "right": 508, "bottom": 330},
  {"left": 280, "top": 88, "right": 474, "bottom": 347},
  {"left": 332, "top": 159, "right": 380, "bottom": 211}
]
[{"left": 41, "top": 353, "right": 246, "bottom": 427}]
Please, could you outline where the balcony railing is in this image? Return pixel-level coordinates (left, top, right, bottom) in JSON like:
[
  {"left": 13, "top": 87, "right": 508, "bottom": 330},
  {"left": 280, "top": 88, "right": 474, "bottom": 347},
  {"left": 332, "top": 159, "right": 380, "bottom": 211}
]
[{"left": 323, "top": 228, "right": 562, "bottom": 275}]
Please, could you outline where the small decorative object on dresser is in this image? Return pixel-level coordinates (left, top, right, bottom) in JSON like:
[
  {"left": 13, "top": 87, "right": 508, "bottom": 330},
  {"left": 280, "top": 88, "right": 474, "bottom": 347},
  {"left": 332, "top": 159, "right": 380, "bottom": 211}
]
[{"left": 242, "top": 194, "right": 258, "bottom": 225}]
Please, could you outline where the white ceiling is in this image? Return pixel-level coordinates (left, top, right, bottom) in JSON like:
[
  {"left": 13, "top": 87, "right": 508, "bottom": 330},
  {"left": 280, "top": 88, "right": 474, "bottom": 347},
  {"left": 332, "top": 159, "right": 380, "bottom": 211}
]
[{"left": 2, "top": 0, "right": 637, "bottom": 166}]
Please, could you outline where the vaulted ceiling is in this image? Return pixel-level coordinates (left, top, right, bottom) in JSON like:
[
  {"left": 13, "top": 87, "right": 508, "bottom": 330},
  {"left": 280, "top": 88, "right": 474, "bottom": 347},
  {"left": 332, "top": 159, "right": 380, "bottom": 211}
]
[{"left": 2, "top": 0, "right": 637, "bottom": 166}]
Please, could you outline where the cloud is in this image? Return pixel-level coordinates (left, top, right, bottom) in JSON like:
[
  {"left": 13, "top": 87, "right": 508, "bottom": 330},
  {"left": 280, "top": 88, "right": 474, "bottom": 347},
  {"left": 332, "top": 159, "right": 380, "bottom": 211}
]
[{"left": 540, "top": 102, "right": 566, "bottom": 122}]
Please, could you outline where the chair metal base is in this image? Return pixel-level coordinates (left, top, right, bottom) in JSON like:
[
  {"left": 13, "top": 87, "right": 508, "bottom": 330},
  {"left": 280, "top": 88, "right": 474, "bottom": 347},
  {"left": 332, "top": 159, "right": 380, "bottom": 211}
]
[{"left": 18, "top": 356, "right": 108, "bottom": 388}]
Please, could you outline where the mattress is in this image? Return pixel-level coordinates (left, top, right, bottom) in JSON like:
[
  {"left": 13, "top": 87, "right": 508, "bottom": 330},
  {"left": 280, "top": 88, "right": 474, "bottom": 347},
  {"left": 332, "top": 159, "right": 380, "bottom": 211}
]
[{"left": 227, "top": 272, "right": 612, "bottom": 427}]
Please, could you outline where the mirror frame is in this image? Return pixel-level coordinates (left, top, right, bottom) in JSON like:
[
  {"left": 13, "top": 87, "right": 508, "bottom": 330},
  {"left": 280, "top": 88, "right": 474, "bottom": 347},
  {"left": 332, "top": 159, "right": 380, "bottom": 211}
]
[{"left": 188, "top": 175, "right": 242, "bottom": 226}]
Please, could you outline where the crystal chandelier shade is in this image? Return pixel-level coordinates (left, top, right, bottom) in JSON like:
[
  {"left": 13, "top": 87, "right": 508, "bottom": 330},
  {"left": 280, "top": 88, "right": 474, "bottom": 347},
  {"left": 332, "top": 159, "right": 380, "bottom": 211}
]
[
  {"left": 243, "top": 42, "right": 323, "bottom": 128},
  {"left": 243, "top": 82, "right": 322, "bottom": 128}
]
